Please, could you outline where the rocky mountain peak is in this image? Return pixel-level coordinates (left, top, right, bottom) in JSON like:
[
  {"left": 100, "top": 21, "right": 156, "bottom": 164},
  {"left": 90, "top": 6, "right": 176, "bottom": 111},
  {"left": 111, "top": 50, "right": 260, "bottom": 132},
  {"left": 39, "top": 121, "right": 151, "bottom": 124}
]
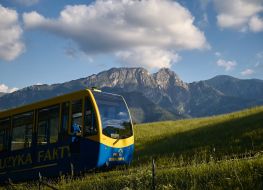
[
  {"left": 153, "top": 68, "right": 187, "bottom": 90},
  {"left": 156, "top": 68, "right": 176, "bottom": 75},
  {"left": 83, "top": 67, "right": 155, "bottom": 90}
]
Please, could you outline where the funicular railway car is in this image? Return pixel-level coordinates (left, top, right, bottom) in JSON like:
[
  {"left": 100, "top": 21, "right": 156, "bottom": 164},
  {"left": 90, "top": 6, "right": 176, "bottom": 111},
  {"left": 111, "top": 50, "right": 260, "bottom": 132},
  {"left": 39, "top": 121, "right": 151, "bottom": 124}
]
[{"left": 0, "top": 89, "right": 134, "bottom": 182}]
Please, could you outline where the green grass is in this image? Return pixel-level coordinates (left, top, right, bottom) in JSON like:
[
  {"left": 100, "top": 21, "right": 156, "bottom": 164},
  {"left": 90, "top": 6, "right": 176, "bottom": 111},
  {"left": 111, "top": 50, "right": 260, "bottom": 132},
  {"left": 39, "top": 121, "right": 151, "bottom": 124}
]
[
  {"left": 134, "top": 106, "right": 263, "bottom": 165},
  {"left": 2, "top": 106, "right": 263, "bottom": 189}
]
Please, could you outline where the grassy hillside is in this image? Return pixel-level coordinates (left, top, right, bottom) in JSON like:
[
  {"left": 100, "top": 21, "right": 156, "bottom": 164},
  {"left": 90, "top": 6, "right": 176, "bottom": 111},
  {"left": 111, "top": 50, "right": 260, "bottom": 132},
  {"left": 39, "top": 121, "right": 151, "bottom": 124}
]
[
  {"left": 135, "top": 106, "right": 263, "bottom": 164},
  {"left": 3, "top": 106, "right": 263, "bottom": 189}
]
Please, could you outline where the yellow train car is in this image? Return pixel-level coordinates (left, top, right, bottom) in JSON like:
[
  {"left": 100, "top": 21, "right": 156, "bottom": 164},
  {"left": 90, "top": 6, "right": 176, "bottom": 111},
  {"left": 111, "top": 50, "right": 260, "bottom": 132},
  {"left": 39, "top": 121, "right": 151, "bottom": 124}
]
[{"left": 0, "top": 88, "right": 134, "bottom": 182}]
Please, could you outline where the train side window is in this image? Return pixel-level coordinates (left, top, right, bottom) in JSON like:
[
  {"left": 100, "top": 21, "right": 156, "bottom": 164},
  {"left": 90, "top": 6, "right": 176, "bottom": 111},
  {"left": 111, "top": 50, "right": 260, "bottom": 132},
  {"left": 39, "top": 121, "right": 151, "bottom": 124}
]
[
  {"left": 0, "top": 129, "right": 4, "bottom": 152},
  {"left": 60, "top": 102, "right": 69, "bottom": 140},
  {"left": 71, "top": 100, "right": 82, "bottom": 136},
  {"left": 38, "top": 105, "right": 59, "bottom": 145},
  {"left": 0, "top": 118, "right": 10, "bottom": 152},
  {"left": 85, "top": 97, "right": 97, "bottom": 136},
  {"left": 11, "top": 112, "right": 33, "bottom": 151}
]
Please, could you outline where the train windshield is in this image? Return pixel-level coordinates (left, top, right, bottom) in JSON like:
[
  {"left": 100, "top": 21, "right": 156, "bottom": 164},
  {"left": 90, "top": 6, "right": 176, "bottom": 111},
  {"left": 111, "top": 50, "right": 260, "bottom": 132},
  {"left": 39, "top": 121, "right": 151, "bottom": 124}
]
[{"left": 93, "top": 92, "right": 133, "bottom": 139}]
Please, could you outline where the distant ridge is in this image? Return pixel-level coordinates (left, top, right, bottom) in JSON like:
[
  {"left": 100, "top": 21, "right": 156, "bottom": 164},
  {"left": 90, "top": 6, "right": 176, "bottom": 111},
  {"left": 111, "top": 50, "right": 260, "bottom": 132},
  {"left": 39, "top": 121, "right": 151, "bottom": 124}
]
[
  {"left": 205, "top": 75, "right": 263, "bottom": 100},
  {"left": 0, "top": 92, "right": 6, "bottom": 97},
  {"left": 0, "top": 67, "right": 263, "bottom": 123}
]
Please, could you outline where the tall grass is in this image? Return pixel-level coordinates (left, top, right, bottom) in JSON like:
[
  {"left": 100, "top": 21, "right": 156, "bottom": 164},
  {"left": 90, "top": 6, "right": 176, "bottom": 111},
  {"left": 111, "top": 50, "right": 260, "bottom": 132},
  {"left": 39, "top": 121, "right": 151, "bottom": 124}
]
[{"left": 134, "top": 106, "right": 263, "bottom": 165}]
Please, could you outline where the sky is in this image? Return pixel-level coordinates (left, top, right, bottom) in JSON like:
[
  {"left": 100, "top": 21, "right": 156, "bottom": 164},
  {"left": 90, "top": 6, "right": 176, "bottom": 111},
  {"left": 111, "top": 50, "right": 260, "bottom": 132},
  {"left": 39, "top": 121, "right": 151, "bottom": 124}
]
[{"left": 0, "top": 0, "right": 263, "bottom": 93}]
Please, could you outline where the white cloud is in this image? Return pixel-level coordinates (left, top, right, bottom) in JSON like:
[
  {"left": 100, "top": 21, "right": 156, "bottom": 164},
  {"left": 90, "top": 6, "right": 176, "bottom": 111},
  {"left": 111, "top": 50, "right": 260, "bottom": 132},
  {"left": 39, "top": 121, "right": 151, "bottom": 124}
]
[
  {"left": 0, "top": 84, "right": 18, "bottom": 93},
  {"left": 23, "top": 11, "right": 46, "bottom": 29},
  {"left": 116, "top": 47, "right": 180, "bottom": 69},
  {"left": 249, "top": 16, "right": 263, "bottom": 32},
  {"left": 216, "top": 59, "right": 237, "bottom": 71},
  {"left": 0, "top": 5, "right": 25, "bottom": 61},
  {"left": 241, "top": 69, "right": 254, "bottom": 76},
  {"left": 214, "top": 0, "right": 263, "bottom": 32},
  {"left": 23, "top": 0, "right": 208, "bottom": 69}
]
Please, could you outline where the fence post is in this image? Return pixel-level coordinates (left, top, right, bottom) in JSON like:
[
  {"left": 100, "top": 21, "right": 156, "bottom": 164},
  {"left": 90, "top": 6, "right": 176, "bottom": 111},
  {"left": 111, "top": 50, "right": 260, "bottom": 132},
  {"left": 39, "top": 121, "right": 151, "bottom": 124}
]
[
  {"left": 39, "top": 172, "right": 42, "bottom": 190},
  {"left": 8, "top": 178, "right": 14, "bottom": 190},
  {"left": 70, "top": 162, "right": 74, "bottom": 177},
  {"left": 38, "top": 172, "right": 59, "bottom": 190},
  {"left": 152, "top": 158, "right": 156, "bottom": 190}
]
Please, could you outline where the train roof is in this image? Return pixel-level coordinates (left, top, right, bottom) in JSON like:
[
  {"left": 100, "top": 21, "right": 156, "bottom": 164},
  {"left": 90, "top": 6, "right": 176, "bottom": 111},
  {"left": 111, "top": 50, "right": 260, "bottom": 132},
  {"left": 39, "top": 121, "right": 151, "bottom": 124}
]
[{"left": 0, "top": 88, "right": 92, "bottom": 118}]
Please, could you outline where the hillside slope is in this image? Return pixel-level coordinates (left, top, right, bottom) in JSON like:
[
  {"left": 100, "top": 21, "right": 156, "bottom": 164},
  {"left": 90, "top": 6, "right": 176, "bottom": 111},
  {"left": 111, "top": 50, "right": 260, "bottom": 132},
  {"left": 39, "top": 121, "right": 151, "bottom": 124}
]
[
  {"left": 135, "top": 106, "right": 263, "bottom": 163},
  {"left": 10, "top": 106, "right": 263, "bottom": 190}
]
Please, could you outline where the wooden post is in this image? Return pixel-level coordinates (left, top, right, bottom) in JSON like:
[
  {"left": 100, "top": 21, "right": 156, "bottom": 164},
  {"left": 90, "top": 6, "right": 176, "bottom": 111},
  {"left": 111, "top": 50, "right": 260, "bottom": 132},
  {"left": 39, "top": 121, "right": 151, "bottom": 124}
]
[
  {"left": 152, "top": 158, "right": 156, "bottom": 190},
  {"left": 38, "top": 172, "right": 42, "bottom": 190},
  {"left": 70, "top": 162, "right": 74, "bottom": 177},
  {"left": 8, "top": 178, "right": 13, "bottom": 189}
]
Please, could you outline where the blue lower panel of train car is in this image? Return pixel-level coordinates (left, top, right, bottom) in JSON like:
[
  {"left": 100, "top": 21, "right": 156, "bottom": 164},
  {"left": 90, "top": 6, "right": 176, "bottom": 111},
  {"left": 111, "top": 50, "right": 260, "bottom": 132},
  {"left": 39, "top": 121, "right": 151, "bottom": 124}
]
[
  {"left": 0, "top": 142, "right": 74, "bottom": 183},
  {"left": 70, "top": 140, "right": 134, "bottom": 172},
  {"left": 0, "top": 138, "right": 99, "bottom": 183},
  {"left": 0, "top": 138, "right": 134, "bottom": 183},
  {"left": 97, "top": 143, "right": 134, "bottom": 167}
]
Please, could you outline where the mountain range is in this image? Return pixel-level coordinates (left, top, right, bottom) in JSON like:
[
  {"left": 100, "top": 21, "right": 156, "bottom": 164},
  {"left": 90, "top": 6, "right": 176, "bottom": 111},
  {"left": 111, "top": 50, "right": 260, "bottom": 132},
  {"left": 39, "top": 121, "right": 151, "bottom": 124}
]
[{"left": 1, "top": 67, "right": 263, "bottom": 123}]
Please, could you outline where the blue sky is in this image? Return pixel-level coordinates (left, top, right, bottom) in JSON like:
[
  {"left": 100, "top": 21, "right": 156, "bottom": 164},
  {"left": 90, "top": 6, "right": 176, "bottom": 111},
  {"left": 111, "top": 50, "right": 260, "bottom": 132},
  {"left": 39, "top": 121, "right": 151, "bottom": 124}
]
[{"left": 0, "top": 0, "right": 263, "bottom": 92}]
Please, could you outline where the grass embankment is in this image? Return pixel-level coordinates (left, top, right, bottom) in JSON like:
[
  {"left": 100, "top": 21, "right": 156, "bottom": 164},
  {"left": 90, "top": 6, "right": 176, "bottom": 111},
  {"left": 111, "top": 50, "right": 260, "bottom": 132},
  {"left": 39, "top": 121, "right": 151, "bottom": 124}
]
[{"left": 3, "top": 106, "right": 263, "bottom": 189}]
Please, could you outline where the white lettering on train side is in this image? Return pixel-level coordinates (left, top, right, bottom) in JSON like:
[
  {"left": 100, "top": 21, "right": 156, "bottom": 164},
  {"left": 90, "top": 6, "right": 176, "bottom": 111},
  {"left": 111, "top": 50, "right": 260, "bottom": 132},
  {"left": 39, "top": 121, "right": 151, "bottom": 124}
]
[{"left": 0, "top": 146, "right": 70, "bottom": 170}]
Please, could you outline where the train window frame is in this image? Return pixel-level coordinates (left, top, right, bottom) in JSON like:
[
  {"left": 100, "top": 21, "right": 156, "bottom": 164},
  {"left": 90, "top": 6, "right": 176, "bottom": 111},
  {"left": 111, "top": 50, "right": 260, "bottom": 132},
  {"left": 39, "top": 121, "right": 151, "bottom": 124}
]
[
  {"left": 37, "top": 104, "right": 60, "bottom": 145},
  {"left": 0, "top": 117, "right": 10, "bottom": 152},
  {"left": 11, "top": 111, "right": 34, "bottom": 151},
  {"left": 60, "top": 101, "right": 70, "bottom": 141},
  {"left": 84, "top": 96, "right": 98, "bottom": 136},
  {"left": 93, "top": 92, "right": 133, "bottom": 139},
  {"left": 70, "top": 99, "right": 84, "bottom": 138}
]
